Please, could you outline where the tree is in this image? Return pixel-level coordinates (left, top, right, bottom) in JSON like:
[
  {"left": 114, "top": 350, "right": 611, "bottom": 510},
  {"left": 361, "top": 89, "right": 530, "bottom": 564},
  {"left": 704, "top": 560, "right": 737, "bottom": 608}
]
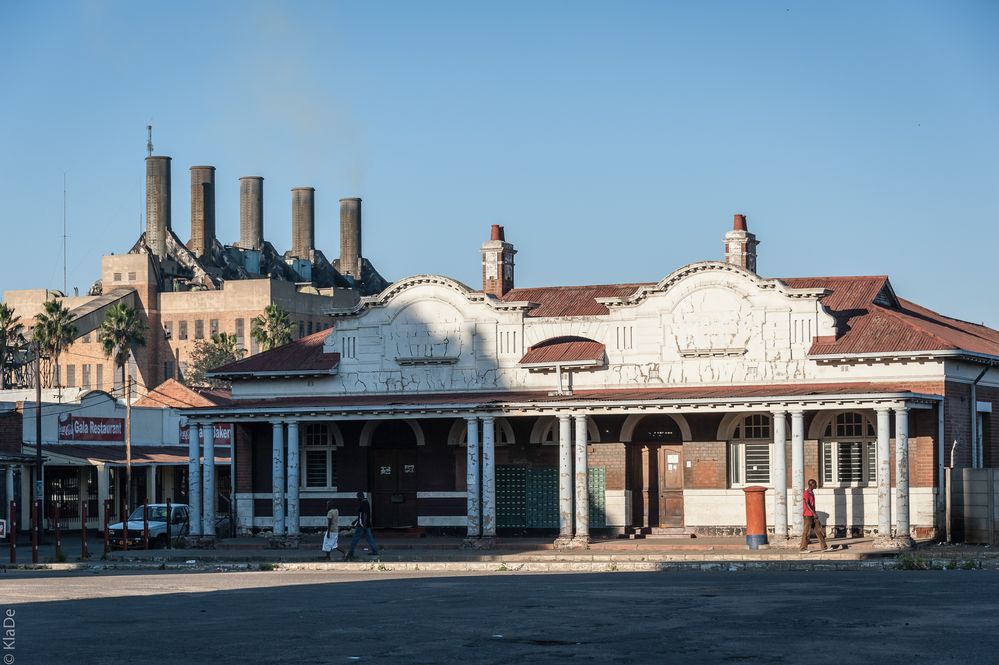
[
  {"left": 251, "top": 304, "right": 293, "bottom": 351},
  {"left": 97, "top": 303, "right": 146, "bottom": 396},
  {"left": 187, "top": 332, "right": 246, "bottom": 389},
  {"left": 32, "top": 300, "right": 77, "bottom": 389},
  {"left": 98, "top": 303, "right": 146, "bottom": 510},
  {"left": 0, "top": 303, "right": 26, "bottom": 389}
]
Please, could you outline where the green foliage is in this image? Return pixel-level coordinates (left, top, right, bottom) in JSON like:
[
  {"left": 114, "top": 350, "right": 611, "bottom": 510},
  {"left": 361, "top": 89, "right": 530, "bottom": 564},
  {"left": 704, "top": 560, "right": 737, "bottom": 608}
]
[
  {"left": 97, "top": 303, "right": 146, "bottom": 394},
  {"left": 895, "top": 554, "right": 930, "bottom": 570},
  {"left": 32, "top": 299, "right": 77, "bottom": 388},
  {"left": 186, "top": 332, "right": 246, "bottom": 389},
  {"left": 251, "top": 304, "right": 293, "bottom": 351},
  {"left": 258, "top": 562, "right": 276, "bottom": 571},
  {"left": 0, "top": 303, "right": 26, "bottom": 389}
]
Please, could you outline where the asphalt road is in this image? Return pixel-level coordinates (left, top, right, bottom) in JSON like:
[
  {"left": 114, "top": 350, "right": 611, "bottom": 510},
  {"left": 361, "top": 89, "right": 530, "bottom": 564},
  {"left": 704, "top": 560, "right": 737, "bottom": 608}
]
[{"left": 1, "top": 568, "right": 997, "bottom": 664}]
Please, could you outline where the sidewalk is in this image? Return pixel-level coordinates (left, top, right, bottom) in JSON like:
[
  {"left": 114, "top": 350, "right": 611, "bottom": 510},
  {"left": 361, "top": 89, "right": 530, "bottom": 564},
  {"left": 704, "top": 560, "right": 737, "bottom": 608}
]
[{"left": 3, "top": 532, "right": 997, "bottom": 572}]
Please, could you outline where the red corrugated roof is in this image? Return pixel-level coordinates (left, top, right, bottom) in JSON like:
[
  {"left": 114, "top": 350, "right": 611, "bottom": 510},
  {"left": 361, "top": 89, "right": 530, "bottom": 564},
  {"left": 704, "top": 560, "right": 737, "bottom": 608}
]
[
  {"left": 211, "top": 328, "right": 339, "bottom": 376},
  {"left": 520, "top": 337, "right": 605, "bottom": 365},
  {"left": 501, "top": 284, "right": 651, "bottom": 317},
  {"left": 199, "top": 381, "right": 943, "bottom": 411},
  {"left": 135, "top": 379, "right": 232, "bottom": 408},
  {"left": 783, "top": 276, "right": 999, "bottom": 357}
]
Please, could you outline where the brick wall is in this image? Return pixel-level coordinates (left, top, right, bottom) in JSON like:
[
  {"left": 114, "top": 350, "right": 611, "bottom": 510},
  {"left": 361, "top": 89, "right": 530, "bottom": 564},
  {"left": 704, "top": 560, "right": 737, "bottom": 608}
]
[
  {"left": 979, "top": 385, "right": 998, "bottom": 468},
  {"left": 0, "top": 411, "right": 21, "bottom": 454},
  {"left": 234, "top": 424, "right": 253, "bottom": 493},
  {"left": 683, "top": 441, "right": 726, "bottom": 488},
  {"left": 945, "top": 381, "right": 973, "bottom": 469},
  {"left": 588, "top": 442, "right": 626, "bottom": 490}
]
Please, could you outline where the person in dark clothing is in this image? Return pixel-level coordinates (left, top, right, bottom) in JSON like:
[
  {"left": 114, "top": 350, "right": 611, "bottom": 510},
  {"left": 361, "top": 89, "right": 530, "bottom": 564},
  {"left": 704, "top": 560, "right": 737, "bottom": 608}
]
[{"left": 344, "top": 491, "right": 379, "bottom": 561}]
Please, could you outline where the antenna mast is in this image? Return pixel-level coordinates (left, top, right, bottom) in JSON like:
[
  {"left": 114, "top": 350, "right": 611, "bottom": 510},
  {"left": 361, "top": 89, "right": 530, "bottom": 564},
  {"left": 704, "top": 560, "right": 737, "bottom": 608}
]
[
  {"left": 63, "top": 172, "right": 68, "bottom": 295},
  {"left": 147, "top": 124, "right": 153, "bottom": 157}
]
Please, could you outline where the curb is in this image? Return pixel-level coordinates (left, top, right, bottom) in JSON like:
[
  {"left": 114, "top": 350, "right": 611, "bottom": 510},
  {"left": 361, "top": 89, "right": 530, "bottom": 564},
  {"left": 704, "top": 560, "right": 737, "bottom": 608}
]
[{"left": 3, "top": 556, "right": 998, "bottom": 574}]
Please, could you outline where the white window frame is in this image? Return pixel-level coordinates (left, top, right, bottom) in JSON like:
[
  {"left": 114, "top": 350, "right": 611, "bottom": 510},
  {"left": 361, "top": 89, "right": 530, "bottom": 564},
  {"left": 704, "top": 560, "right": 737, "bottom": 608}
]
[
  {"left": 820, "top": 412, "right": 877, "bottom": 487},
  {"left": 729, "top": 414, "right": 773, "bottom": 488},
  {"left": 302, "top": 424, "right": 340, "bottom": 490}
]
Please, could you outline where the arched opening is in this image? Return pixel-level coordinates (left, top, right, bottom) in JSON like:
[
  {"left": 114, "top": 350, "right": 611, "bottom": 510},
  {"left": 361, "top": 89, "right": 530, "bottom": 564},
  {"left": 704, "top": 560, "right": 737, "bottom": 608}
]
[
  {"left": 367, "top": 421, "right": 419, "bottom": 528},
  {"left": 625, "top": 415, "right": 686, "bottom": 532}
]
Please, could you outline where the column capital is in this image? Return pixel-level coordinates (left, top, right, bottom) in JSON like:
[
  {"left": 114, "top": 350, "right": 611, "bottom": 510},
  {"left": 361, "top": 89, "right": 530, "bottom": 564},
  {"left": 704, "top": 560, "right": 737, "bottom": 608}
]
[
  {"left": 464, "top": 414, "right": 478, "bottom": 423},
  {"left": 481, "top": 415, "right": 495, "bottom": 424},
  {"left": 572, "top": 413, "right": 588, "bottom": 422},
  {"left": 788, "top": 408, "right": 805, "bottom": 417},
  {"left": 770, "top": 409, "right": 787, "bottom": 417},
  {"left": 557, "top": 413, "right": 572, "bottom": 422},
  {"left": 269, "top": 419, "right": 284, "bottom": 426},
  {"left": 874, "top": 405, "right": 893, "bottom": 413},
  {"left": 893, "top": 403, "right": 910, "bottom": 414}
]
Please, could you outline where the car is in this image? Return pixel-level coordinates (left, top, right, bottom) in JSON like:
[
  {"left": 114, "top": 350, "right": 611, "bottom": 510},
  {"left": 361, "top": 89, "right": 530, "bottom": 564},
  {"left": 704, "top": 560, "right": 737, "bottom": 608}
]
[{"left": 108, "top": 504, "right": 190, "bottom": 549}]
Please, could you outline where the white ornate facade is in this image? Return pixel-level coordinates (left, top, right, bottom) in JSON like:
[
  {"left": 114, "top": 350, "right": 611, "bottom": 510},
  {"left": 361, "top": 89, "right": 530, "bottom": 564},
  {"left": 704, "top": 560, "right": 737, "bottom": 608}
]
[{"left": 187, "top": 217, "right": 999, "bottom": 547}]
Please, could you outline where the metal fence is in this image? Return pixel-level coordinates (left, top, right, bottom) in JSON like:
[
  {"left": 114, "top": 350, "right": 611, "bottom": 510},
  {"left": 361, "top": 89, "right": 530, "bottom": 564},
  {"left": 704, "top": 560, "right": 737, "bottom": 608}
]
[{"left": 947, "top": 468, "right": 999, "bottom": 545}]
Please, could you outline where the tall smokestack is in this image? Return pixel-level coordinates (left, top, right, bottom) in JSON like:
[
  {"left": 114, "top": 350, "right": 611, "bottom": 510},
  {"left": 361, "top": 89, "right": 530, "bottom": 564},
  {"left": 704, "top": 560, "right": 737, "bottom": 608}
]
[
  {"left": 291, "top": 187, "right": 315, "bottom": 258},
  {"left": 190, "top": 166, "right": 216, "bottom": 259},
  {"left": 145, "top": 156, "right": 172, "bottom": 257},
  {"left": 239, "top": 176, "right": 264, "bottom": 251},
  {"left": 339, "top": 197, "right": 362, "bottom": 278}
]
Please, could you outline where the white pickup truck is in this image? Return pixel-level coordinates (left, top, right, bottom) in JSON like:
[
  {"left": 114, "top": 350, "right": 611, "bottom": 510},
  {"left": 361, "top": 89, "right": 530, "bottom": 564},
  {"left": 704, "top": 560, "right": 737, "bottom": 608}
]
[{"left": 108, "top": 504, "right": 190, "bottom": 549}]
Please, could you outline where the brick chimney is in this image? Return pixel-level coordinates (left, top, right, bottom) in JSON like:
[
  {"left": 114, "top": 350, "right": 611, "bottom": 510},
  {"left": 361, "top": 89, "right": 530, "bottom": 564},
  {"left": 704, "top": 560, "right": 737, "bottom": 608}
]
[
  {"left": 724, "top": 213, "right": 759, "bottom": 273},
  {"left": 481, "top": 224, "right": 516, "bottom": 297}
]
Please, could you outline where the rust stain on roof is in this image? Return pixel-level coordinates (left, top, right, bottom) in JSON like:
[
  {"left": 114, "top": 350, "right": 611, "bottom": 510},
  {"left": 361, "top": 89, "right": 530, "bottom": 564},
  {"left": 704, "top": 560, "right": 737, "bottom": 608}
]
[
  {"left": 212, "top": 328, "right": 339, "bottom": 376},
  {"left": 501, "top": 284, "right": 651, "bottom": 317},
  {"left": 520, "top": 337, "right": 605, "bottom": 365}
]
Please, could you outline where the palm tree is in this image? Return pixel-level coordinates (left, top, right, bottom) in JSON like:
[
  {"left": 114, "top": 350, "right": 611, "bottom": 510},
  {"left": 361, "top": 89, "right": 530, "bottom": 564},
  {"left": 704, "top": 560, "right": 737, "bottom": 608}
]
[
  {"left": 97, "top": 303, "right": 146, "bottom": 397},
  {"left": 98, "top": 303, "right": 146, "bottom": 510},
  {"left": 0, "top": 303, "right": 26, "bottom": 389},
  {"left": 32, "top": 300, "right": 77, "bottom": 389},
  {"left": 251, "top": 304, "right": 293, "bottom": 351}
]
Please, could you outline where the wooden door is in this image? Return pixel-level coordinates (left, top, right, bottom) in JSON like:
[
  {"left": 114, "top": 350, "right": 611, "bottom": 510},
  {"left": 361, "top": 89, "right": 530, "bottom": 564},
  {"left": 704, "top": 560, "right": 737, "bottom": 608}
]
[
  {"left": 658, "top": 445, "right": 684, "bottom": 528},
  {"left": 370, "top": 448, "right": 418, "bottom": 528}
]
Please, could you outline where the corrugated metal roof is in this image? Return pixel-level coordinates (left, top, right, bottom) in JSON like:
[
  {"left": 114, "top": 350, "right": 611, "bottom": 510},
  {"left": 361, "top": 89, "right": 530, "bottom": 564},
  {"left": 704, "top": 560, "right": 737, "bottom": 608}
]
[
  {"left": 43, "top": 444, "right": 230, "bottom": 465},
  {"left": 784, "top": 276, "right": 999, "bottom": 357},
  {"left": 135, "top": 379, "right": 232, "bottom": 408},
  {"left": 211, "top": 328, "right": 339, "bottom": 377},
  {"left": 520, "top": 338, "right": 605, "bottom": 365},
  {"left": 501, "top": 284, "right": 651, "bottom": 317},
  {"left": 200, "top": 381, "right": 943, "bottom": 412}
]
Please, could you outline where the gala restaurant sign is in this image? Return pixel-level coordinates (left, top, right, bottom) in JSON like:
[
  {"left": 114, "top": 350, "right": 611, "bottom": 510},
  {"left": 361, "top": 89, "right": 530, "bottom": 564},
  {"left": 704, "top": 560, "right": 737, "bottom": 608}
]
[{"left": 58, "top": 415, "right": 124, "bottom": 441}]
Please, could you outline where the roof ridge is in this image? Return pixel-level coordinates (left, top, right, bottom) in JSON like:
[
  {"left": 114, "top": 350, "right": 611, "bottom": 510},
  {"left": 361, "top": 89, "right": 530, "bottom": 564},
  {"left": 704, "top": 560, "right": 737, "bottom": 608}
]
[{"left": 894, "top": 298, "right": 999, "bottom": 345}]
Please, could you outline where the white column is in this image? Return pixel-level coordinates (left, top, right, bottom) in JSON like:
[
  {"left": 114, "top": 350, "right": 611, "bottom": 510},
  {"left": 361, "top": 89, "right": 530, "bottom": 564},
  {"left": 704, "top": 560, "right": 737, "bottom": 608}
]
[
  {"left": 876, "top": 407, "right": 892, "bottom": 540},
  {"left": 481, "top": 416, "right": 496, "bottom": 538},
  {"left": 148, "top": 464, "right": 158, "bottom": 504},
  {"left": 188, "top": 423, "right": 202, "bottom": 536},
  {"left": 772, "top": 410, "right": 788, "bottom": 540},
  {"left": 895, "top": 405, "right": 911, "bottom": 544},
  {"left": 271, "top": 420, "right": 285, "bottom": 536},
  {"left": 97, "top": 464, "right": 109, "bottom": 529},
  {"left": 574, "top": 414, "right": 589, "bottom": 541},
  {"left": 202, "top": 423, "right": 216, "bottom": 537},
  {"left": 558, "top": 415, "right": 573, "bottom": 539},
  {"left": 287, "top": 421, "right": 300, "bottom": 536},
  {"left": 790, "top": 410, "right": 805, "bottom": 537},
  {"left": 465, "top": 417, "right": 480, "bottom": 538}
]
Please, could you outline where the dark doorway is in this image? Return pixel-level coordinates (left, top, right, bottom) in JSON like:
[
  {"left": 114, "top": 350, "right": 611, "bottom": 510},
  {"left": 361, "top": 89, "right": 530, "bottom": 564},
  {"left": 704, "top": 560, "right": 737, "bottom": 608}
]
[
  {"left": 627, "top": 415, "right": 684, "bottom": 529},
  {"left": 368, "top": 421, "right": 418, "bottom": 528}
]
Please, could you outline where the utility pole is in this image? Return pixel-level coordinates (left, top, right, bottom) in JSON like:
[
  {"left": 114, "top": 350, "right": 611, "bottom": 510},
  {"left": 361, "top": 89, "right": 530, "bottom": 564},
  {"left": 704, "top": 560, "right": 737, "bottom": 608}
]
[
  {"left": 34, "top": 342, "right": 43, "bottom": 538},
  {"left": 125, "top": 373, "right": 133, "bottom": 511}
]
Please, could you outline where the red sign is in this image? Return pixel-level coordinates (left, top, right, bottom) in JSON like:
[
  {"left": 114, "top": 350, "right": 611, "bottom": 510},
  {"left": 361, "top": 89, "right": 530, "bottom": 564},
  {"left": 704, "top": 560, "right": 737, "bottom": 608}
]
[
  {"left": 58, "top": 415, "right": 124, "bottom": 441},
  {"left": 180, "top": 423, "right": 233, "bottom": 445}
]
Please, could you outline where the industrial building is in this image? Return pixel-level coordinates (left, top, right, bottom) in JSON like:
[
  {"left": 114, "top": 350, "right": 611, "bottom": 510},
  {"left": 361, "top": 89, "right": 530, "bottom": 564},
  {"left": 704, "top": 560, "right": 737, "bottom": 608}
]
[
  {"left": 179, "top": 216, "right": 998, "bottom": 547},
  {"left": 2, "top": 150, "right": 387, "bottom": 397}
]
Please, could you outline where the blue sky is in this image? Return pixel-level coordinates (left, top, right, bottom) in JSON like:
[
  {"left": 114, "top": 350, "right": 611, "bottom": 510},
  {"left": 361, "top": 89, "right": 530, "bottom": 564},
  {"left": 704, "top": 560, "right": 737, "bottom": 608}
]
[{"left": 1, "top": 1, "right": 996, "bottom": 325}]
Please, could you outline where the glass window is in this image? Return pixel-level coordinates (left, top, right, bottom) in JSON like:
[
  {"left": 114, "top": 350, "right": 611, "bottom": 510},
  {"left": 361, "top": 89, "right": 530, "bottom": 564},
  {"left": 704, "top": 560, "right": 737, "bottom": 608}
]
[
  {"left": 179, "top": 320, "right": 188, "bottom": 340},
  {"left": 822, "top": 412, "right": 877, "bottom": 485},
  {"left": 729, "top": 415, "right": 773, "bottom": 487},
  {"left": 194, "top": 320, "right": 204, "bottom": 340},
  {"left": 303, "top": 424, "right": 337, "bottom": 489}
]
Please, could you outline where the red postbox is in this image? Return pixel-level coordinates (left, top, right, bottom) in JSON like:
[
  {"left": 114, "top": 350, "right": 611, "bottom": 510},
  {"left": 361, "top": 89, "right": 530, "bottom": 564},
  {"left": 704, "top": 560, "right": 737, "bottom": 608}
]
[{"left": 743, "top": 486, "right": 768, "bottom": 550}]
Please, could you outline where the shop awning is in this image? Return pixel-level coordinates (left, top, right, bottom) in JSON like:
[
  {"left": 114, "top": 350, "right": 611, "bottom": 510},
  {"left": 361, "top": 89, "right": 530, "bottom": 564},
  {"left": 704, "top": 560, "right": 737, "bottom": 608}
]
[{"left": 22, "top": 444, "right": 230, "bottom": 466}]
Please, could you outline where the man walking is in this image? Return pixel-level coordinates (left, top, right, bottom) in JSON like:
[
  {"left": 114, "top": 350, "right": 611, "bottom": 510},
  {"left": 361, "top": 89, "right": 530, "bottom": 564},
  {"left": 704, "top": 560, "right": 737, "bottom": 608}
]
[
  {"left": 344, "top": 491, "right": 380, "bottom": 561},
  {"left": 800, "top": 478, "right": 831, "bottom": 553}
]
